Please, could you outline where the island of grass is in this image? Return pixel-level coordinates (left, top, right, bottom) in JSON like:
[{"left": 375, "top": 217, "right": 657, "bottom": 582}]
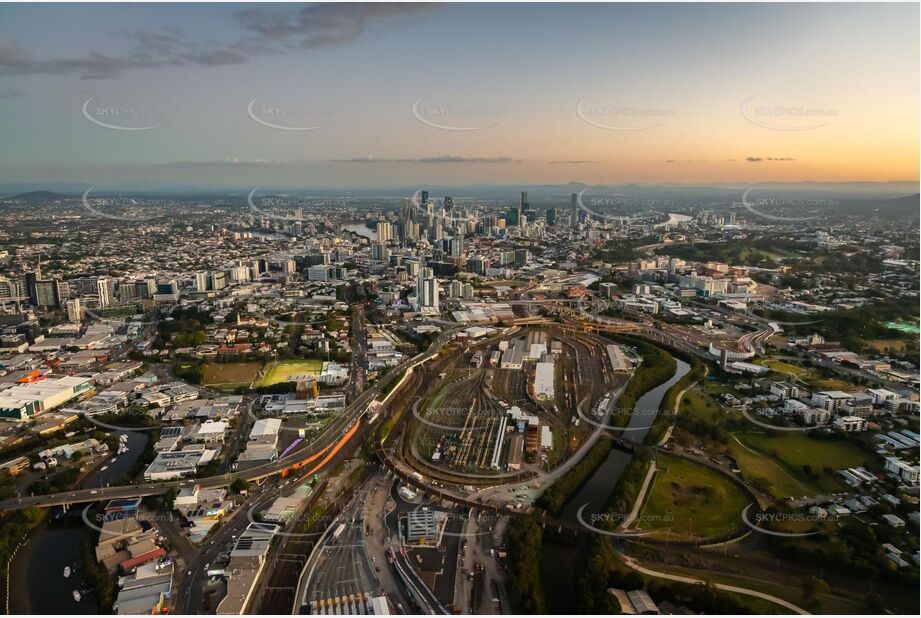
[
  {"left": 255, "top": 359, "right": 325, "bottom": 387},
  {"left": 731, "top": 430, "right": 869, "bottom": 495},
  {"left": 638, "top": 453, "right": 749, "bottom": 542}
]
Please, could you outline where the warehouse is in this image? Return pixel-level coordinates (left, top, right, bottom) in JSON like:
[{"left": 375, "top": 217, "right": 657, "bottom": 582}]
[
  {"left": 0, "top": 376, "right": 93, "bottom": 421},
  {"left": 533, "top": 361, "right": 555, "bottom": 400}
]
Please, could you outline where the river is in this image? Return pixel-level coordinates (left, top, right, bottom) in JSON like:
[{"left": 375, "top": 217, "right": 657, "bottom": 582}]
[
  {"left": 11, "top": 430, "right": 147, "bottom": 614},
  {"left": 342, "top": 222, "right": 377, "bottom": 240},
  {"left": 540, "top": 357, "right": 690, "bottom": 612}
]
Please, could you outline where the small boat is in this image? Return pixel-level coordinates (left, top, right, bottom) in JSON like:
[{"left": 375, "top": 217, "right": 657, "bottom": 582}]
[
  {"left": 100, "top": 466, "right": 108, "bottom": 471},
  {"left": 72, "top": 590, "right": 81, "bottom": 603},
  {"left": 63, "top": 566, "right": 71, "bottom": 578}
]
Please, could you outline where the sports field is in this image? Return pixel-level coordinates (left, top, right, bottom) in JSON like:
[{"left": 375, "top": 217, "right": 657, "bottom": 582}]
[
  {"left": 202, "top": 361, "right": 263, "bottom": 386},
  {"left": 255, "top": 359, "right": 324, "bottom": 387}
]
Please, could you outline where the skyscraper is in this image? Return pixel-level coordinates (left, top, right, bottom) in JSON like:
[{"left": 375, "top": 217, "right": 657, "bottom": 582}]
[
  {"left": 66, "top": 298, "right": 82, "bottom": 323},
  {"left": 570, "top": 192, "right": 579, "bottom": 229},
  {"left": 376, "top": 221, "right": 393, "bottom": 242}
]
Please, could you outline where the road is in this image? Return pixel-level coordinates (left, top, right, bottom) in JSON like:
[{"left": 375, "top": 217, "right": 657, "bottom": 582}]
[
  {"left": 618, "top": 553, "right": 810, "bottom": 615},
  {"left": 0, "top": 324, "right": 459, "bottom": 513}
]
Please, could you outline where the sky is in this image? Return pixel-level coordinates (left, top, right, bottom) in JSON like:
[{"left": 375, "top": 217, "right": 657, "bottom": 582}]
[{"left": 0, "top": 2, "right": 918, "bottom": 190}]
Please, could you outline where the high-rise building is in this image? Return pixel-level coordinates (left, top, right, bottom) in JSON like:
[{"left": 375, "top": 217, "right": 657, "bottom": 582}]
[
  {"left": 415, "top": 267, "right": 439, "bottom": 313},
  {"left": 450, "top": 234, "right": 464, "bottom": 258},
  {"left": 195, "top": 271, "right": 210, "bottom": 292},
  {"left": 24, "top": 271, "right": 39, "bottom": 306},
  {"left": 376, "top": 221, "right": 393, "bottom": 243},
  {"left": 66, "top": 298, "right": 82, "bottom": 323},
  {"left": 96, "top": 277, "right": 113, "bottom": 308},
  {"left": 570, "top": 192, "right": 579, "bottom": 229},
  {"left": 371, "top": 241, "right": 389, "bottom": 262},
  {"left": 35, "top": 280, "right": 58, "bottom": 307}
]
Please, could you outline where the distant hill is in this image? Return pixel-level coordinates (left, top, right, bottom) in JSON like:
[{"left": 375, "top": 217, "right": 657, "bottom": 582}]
[{"left": 0, "top": 190, "right": 71, "bottom": 203}]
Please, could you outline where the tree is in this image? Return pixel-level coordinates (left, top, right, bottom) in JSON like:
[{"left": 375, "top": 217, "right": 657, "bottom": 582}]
[
  {"left": 230, "top": 478, "right": 250, "bottom": 494},
  {"left": 802, "top": 575, "right": 830, "bottom": 600}
]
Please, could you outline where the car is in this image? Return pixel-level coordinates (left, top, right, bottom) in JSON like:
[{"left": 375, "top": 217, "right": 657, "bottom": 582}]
[
  {"left": 90, "top": 490, "right": 98, "bottom": 495},
  {"left": 187, "top": 570, "right": 192, "bottom": 576}
]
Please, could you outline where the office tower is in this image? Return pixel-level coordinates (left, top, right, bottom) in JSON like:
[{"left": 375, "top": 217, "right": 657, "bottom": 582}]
[
  {"left": 35, "top": 280, "right": 58, "bottom": 307},
  {"left": 54, "top": 279, "right": 69, "bottom": 305},
  {"left": 371, "top": 241, "right": 389, "bottom": 262},
  {"left": 96, "top": 277, "right": 112, "bottom": 307},
  {"left": 514, "top": 249, "right": 530, "bottom": 266},
  {"left": 421, "top": 190, "right": 429, "bottom": 206},
  {"left": 24, "top": 271, "right": 39, "bottom": 306},
  {"left": 545, "top": 208, "right": 556, "bottom": 226},
  {"left": 444, "top": 196, "right": 454, "bottom": 211},
  {"left": 67, "top": 298, "right": 82, "bottom": 323},
  {"left": 376, "top": 221, "right": 393, "bottom": 243},
  {"left": 195, "top": 271, "right": 210, "bottom": 292},
  {"left": 516, "top": 190, "right": 527, "bottom": 227},
  {"left": 570, "top": 192, "right": 578, "bottom": 227},
  {"left": 466, "top": 256, "right": 488, "bottom": 275},
  {"left": 450, "top": 234, "right": 464, "bottom": 258},
  {"left": 210, "top": 272, "right": 227, "bottom": 290}
]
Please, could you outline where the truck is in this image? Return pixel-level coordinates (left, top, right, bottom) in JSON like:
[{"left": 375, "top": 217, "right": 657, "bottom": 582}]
[{"left": 332, "top": 523, "right": 346, "bottom": 539}]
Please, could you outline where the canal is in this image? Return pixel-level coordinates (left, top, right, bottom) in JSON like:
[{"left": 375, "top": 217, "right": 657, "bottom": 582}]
[
  {"left": 11, "top": 430, "right": 148, "bottom": 614},
  {"left": 540, "top": 357, "right": 690, "bottom": 613}
]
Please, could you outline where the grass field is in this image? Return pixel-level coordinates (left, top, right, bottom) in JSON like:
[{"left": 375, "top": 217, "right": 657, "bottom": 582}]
[
  {"left": 255, "top": 359, "right": 324, "bottom": 387},
  {"left": 202, "top": 361, "right": 263, "bottom": 386},
  {"left": 727, "top": 434, "right": 814, "bottom": 499},
  {"left": 733, "top": 431, "right": 868, "bottom": 494},
  {"left": 756, "top": 358, "right": 807, "bottom": 377},
  {"left": 866, "top": 338, "right": 912, "bottom": 353},
  {"left": 640, "top": 453, "right": 749, "bottom": 541}
]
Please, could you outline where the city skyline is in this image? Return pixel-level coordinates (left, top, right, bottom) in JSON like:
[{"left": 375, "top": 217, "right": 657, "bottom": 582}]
[{"left": 1, "top": 2, "right": 919, "bottom": 189}]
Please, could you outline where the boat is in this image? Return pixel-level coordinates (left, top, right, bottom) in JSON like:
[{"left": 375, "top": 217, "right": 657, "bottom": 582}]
[
  {"left": 72, "top": 590, "right": 81, "bottom": 603},
  {"left": 63, "top": 566, "right": 71, "bottom": 578},
  {"left": 100, "top": 466, "right": 108, "bottom": 471}
]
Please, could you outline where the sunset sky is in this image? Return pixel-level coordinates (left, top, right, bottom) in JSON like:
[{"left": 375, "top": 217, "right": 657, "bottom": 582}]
[{"left": 0, "top": 2, "right": 918, "bottom": 189}]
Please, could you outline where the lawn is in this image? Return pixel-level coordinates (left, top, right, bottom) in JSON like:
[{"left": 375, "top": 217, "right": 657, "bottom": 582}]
[
  {"left": 679, "top": 386, "right": 722, "bottom": 425},
  {"left": 734, "top": 431, "right": 869, "bottom": 494},
  {"left": 756, "top": 358, "right": 807, "bottom": 377},
  {"left": 639, "top": 453, "right": 749, "bottom": 542},
  {"left": 202, "top": 361, "right": 263, "bottom": 386},
  {"left": 255, "top": 359, "right": 324, "bottom": 387},
  {"left": 727, "top": 434, "right": 814, "bottom": 499}
]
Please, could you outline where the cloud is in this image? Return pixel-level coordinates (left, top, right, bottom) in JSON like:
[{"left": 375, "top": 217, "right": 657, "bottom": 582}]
[
  {"left": 236, "top": 3, "right": 435, "bottom": 49},
  {"left": 0, "top": 3, "right": 436, "bottom": 79},
  {"left": 0, "top": 87, "right": 22, "bottom": 99},
  {"left": 549, "top": 160, "right": 595, "bottom": 165},
  {"left": 666, "top": 159, "right": 708, "bottom": 164},
  {"left": 331, "top": 155, "right": 519, "bottom": 164},
  {"left": 743, "top": 156, "right": 796, "bottom": 163}
]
